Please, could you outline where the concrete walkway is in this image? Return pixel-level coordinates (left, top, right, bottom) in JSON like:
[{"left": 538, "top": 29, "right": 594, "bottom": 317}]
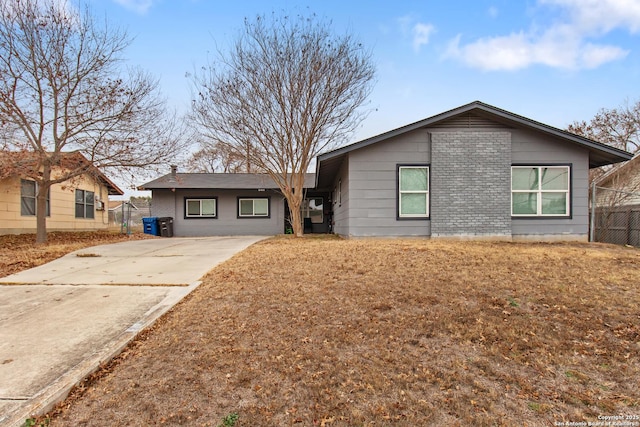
[{"left": 0, "top": 236, "right": 267, "bottom": 427}]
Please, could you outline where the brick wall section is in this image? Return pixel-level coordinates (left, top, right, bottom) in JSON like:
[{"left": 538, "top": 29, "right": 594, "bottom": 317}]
[{"left": 430, "top": 131, "right": 512, "bottom": 237}]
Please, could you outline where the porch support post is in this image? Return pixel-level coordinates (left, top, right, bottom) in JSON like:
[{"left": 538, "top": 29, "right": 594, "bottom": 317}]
[{"left": 590, "top": 181, "right": 596, "bottom": 242}]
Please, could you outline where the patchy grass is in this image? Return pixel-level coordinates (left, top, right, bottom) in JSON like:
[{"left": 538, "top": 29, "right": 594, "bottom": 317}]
[
  {"left": 30, "top": 237, "right": 640, "bottom": 426},
  {"left": 0, "top": 231, "right": 151, "bottom": 277}
]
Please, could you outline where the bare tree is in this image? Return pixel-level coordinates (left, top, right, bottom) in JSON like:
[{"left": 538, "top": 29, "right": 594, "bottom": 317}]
[
  {"left": 568, "top": 98, "right": 640, "bottom": 243},
  {"left": 568, "top": 98, "right": 639, "bottom": 186},
  {"left": 568, "top": 99, "right": 640, "bottom": 154},
  {"left": 0, "top": 0, "right": 187, "bottom": 243},
  {"left": 190, "top": 13, "right": 375, "bottom": 236},
  {"left": 187, "top": 143, "right": 247, "bottom": 173}
]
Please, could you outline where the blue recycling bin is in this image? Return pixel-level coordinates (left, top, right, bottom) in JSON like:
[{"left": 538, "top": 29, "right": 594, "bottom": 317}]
[{"left": 142, "top": 217, "right": 160, "bottom": 236}]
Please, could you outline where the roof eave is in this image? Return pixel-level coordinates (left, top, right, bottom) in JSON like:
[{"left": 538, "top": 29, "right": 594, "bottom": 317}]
[
  {"left": 138, "top": 172, "right": 316, "bottom": 191},
  {"left": 317, "top": 101, "right": 633, "bottom": 167}
]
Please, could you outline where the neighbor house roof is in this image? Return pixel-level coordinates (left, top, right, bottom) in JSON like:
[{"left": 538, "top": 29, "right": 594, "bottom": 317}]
[
  {"left": 108, "top": 201, "right": 140, "bottom": 211},
  {"left": 138, "top": 172, "right": 316, "bottom": 191},
  {"left": 315, "top": 101, "right": 633, "bottom": 188},
  {"left": 0, "top": 151, "right": 124, "bottom": 195},
  {"left": 595, "top": 153, "right": 640, "bottom": 187}
]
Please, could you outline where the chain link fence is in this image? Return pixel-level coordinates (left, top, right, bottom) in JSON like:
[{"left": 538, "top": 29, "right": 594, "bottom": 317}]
[
  {"left": 591, "top": 185, "right": 640, "bottom": 246},
  {"left": 109, "top": 200, "right": 152, "bottom": 233}
]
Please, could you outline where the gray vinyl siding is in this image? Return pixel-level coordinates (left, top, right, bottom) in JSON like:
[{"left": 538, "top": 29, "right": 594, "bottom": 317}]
[
  {"left": 511, "top": 129, "right": 590, "bottom": 238},
  {"left": 151, "top": 188, "right": 284, "bottom": 236},
  {"left": 337, "top": 125, "right": 590, "bottom": 239},
  {"left": 346, "top": 129, "right": 430, "bottom": 237},
  {"left": 332, "top": 158, "right": 350, "bottom": 236},
  {"left": 149, "top": 190, "right": 177, "bottom": 219}
]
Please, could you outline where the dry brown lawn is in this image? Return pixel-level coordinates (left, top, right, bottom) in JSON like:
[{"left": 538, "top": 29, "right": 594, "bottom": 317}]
[{"left": 22, "top": 236, "right": 640, "bottom": 426}]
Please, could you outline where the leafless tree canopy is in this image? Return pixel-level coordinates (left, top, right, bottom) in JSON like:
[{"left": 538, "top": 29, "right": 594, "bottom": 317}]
[
  {"left": 187, "top": 145, "right": 246, "bottom": 173},
  {"left": 568, "top": 98, "right": 640, "bottom": 210},
  {"left": 0, "top": 0, "right": 187, "bottom": 242},
  {"left": 568, "top": 99, "right": 640, "bottom": 154},
  {"left": 190, "top": 12, "right": 375, "bottom": 236}
]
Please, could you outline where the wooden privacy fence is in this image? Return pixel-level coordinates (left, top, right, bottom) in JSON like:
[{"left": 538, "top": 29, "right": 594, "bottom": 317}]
[{"left": 593, "top": 204, "right": 640, "bottom": 247}]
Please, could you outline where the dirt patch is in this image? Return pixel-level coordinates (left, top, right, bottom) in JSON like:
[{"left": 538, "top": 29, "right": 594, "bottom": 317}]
[{"left": 32, "top": 237, "right": 640, "bottom": 426}]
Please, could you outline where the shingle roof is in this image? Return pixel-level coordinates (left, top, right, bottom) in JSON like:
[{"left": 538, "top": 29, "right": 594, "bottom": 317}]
[{"left": 138, "top": 172, "right": 316, "bottom": 190}]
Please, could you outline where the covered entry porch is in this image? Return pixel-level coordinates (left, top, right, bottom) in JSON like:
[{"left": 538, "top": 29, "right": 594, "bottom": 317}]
[{"left": 284, "top": 190, "right": 332, "bottom": 234}]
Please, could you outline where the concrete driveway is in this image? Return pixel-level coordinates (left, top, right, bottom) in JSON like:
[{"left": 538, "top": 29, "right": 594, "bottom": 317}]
[{"left": 0, "top": 236, "right": 267, "bottom": 427}]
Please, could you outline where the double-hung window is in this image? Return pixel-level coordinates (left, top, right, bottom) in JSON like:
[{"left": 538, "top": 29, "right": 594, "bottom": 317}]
[
  {"left": 398, "top": 165, "right": 429, "bottom": 218},
  {"left": 75, "top": 189, "right": 95, "bottom": 219},
  {"left": 185, "top": 198, "right": 217, "bottom": 218},
  {"left": 511, "top": 166, "right": 570, "bottom": 216},
  {"left": 238, "top": 197, "right": 269, "bottom": 218},
  {"left": 21, "top": 179, "right": 50, "bottom": 216}
]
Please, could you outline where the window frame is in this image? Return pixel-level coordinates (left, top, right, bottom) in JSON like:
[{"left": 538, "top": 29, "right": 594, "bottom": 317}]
[
  {"left": 20, "top": 179, "right": 50, "bottom": 217},
  {"left": 237, "top": 197, "right": 270, "bottom": 219},
  {"left": 184, "top": 197, "right": 218, "bottom": 219},
  {"left": 397, "top": 164, "right": 430, "bottom": 220},
  {"left": 511, "top": 164, "right": 572, "bottom": 218},
  {"left": 75, "top": 189, "right": 95, "bottom": 219}
]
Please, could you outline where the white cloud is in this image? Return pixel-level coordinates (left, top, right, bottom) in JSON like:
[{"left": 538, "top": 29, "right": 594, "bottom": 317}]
[
  {"left": 396, "top": 15, "right": 414, "bottom": 35},
  {"left": 113, "top": 0, "right": 154, "bottom": 15},
  {"left": 396, "top": 15, "right": 436, "bottom": 53},
  {"left": 580, "top": 43, "right": 629, "bottom": 68},
  {"left": 445, "top": 0, "right": 637, "bottom": 71},
  {"left": 540, "top": 0, "right": 640, "bottom": 34},
  {"left": 446, "top": 31, "right": 628, "bottom": 70},
  {"left": 412, "top": 23, "right": 435, "bottom": 52}
]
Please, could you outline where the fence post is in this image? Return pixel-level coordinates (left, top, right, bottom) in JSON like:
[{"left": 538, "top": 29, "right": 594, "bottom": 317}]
[
  {"left": 590, "top": 181, "right": 596, "bottom": 242},
  {"left": 626, "top": 208, "right": 632, "bottom": 246}
]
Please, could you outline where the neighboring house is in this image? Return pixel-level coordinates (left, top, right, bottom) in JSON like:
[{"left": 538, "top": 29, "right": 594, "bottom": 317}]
[
  {"left": 594, "top": 153, "right": 640, "bottom": 207},
  {"left": 140, "top": 101, "right": 631, "bottom": 240},
  {"left": 0, "top": 153, "right": 123, "bottom": 235}
]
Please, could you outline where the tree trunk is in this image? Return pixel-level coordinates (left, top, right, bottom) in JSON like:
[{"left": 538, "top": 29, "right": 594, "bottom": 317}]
[
  {"left": 35, "top": 165, "right": 51, "bottom": 244},
  {"left": 286, "top": 172, "right": 307, "bottom": 237},
  {"left": 289, "top": 197, "right": 303, "bottom": 237}
]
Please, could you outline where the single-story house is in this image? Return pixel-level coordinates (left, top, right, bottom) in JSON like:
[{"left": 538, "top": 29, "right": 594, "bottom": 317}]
[
  {"left": 139, "top": 169, "right": 321, "bottom": 236},
  {"left": 0, "top": 152, "right": 124, "bottom": 235},
  {"left": 140, "top": 101, "right": 632, "bottom": 240}
]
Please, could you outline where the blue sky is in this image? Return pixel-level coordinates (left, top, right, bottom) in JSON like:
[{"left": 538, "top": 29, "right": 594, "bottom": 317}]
[{"left": 90, "top": 0, "right": 640, "bottom": 142}]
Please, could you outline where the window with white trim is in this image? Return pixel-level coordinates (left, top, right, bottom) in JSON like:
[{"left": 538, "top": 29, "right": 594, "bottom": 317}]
[
  {"left": 511, "top": 166, "right": 570, "bottom": 216},
  {"left": 185, "top": 198, "right": 217, "bottom": 218},
  {"left": 398, "top": 166, "right": 429, "bottom": 218},
  {"left": 21, "top": 179, "right": 50, "bottom": 216},
  {"left": 75, "top": 189, "right": 95, "bottom": 219},
  {"left": 238, "top": 197, "right": 269, "bottom": 217}
]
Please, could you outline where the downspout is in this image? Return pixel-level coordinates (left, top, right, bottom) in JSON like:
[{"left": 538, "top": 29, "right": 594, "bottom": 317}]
[
  {"left": 169, "top": 165, "right": 178, "bottom": 227},
  {"left": 101, "top": 185, "right": 108, "bottom": 226}
]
